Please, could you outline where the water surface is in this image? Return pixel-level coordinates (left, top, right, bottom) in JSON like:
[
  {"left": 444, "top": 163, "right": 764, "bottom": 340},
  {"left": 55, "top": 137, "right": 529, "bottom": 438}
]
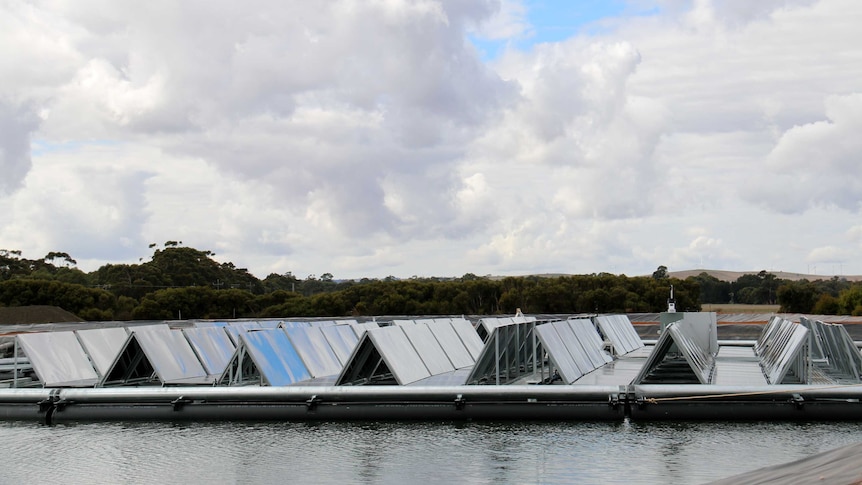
[{"left": 2, "top": 420, "right": 860, "bottom": 484}]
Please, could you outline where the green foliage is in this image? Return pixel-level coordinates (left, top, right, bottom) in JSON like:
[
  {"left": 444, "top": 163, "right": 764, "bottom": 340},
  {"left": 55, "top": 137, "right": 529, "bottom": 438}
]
[
  {"left": 10, "top": 244, "right": 862, "bottom": 320},
  {"left": 652, "top": 265, "right": 668, "bottom": 280},
  {"left": 0, "top": 279, "right": 116, "bottom": 320},
  {"left": 838, "top": 285, "right": 862, "bottom": 316},
  {"left": 776, "top": 281, "right": 819, "bottom": 313}
]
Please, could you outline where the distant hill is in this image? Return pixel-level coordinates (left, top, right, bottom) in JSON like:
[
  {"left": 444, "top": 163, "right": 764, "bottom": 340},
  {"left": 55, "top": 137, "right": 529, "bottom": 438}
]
[
  {"left": 668, "top": 269, "right": 862, "bottom": 283},
  {"left": 0, "top": 306, "right": 81, "bottom": 325}
]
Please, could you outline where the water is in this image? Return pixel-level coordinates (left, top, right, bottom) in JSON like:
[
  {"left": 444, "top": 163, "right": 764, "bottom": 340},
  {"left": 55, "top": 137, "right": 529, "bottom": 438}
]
[{"left": 2, "top": 420, "right": 861, "bottom": 484}]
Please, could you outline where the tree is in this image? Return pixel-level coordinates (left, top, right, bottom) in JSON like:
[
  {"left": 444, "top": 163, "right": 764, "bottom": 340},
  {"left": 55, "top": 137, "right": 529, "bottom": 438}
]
[
  {"left": 777, "top": 281, "right": 817, "bottom": 313},
  {"left": 838, "top": 285, "right": 862, "bottom": 316},
  {"left": 652, "top": 265, "right": 668, "bottom": 280}
]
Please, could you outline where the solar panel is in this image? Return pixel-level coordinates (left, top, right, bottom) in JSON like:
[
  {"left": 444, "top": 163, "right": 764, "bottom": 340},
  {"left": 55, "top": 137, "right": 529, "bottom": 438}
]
[
  {"left": 450, "top": 319, "right": 484, "bottom": 360},
  {"left": 367, "top": 327, "right": 431, "bottom": 385},
  {"left": 238, "top": 330, "right": 311, "bottom": 386},
  {"left": 133, "top": 329, "right": 209, "bottom": 383},
  {"left": 285, "top": 327, "right": 343, "bottom": 377},
  {"left": 534, "top": 324, "right": 583, "bottom": 384},
  {"left": 426, "top": 320, "right": 474, "bottom": 369},
  {"left": 402, "top": 324, "right": 455, "bottom": 375},
  {"left": 182, "top": 326, "right": 236, "bottom": 376},
  {"left": 320, "top": 325, "right": 360, "bottom": 365},
  {"left": 76, "top": 327, "right": 129, "bottom": 376},
  {"left": 17, "top": 332, "right": 99, "bottom": 387}
]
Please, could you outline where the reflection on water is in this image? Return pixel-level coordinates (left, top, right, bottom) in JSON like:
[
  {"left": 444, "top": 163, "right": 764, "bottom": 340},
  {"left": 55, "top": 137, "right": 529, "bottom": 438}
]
[{"left": 2, "top": 420, "right": 861, "bottom": 484}]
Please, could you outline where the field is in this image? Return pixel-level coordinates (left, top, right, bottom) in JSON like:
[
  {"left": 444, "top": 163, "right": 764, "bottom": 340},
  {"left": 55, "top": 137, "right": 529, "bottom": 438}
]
[{"left": 701, "top": 303, "right": 780, "bottom": 313}]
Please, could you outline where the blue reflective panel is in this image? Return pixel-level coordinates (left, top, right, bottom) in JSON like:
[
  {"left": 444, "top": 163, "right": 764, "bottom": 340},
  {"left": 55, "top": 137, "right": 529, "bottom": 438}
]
[
  {"left": 321, "top": 325, "right": 359, "bottom": 365},
  {"left": 285, "top": 327, "right": 343, "bottom": 377},
  {"left": 183, "top": 327, "right": 236, "bottom": 375},
  {"left": 134, "top": 329, "right": 208, "bottom": 383},
  {"left": 224, "top": 321, "right": 262, "bottom": 345},
  {"left": 76, "top": 327, "right": 130, "bottom": 376},
  {"left": 194, "top": 321, "right": 229, "bottom": 328},
  {"left": 18, "top": 332, "right": 99, "bottom": 387},
  {"left": 241, "top": 330, "right": 311, "bottom": 386}
]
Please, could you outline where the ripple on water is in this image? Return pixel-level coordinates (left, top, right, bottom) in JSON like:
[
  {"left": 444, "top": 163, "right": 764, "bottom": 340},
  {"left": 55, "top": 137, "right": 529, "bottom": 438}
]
[{"left": 1, "top": 420, "right": 862, "bottom": 484}]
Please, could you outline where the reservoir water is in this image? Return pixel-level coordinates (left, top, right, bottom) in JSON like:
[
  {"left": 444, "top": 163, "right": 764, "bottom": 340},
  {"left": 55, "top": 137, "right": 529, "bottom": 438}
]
[{"left": 2, "top": 420, "right": 862, "bottom": 484}]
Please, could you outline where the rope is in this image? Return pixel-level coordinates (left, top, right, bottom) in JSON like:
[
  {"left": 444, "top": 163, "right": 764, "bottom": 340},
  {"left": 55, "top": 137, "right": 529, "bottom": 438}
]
[{"left": 642, "top": 383, "right": 862, "bottom": 404}]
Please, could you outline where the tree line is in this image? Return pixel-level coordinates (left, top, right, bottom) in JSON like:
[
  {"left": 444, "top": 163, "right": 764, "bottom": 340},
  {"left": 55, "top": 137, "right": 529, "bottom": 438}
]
[
  {"left": 689, "top": 269, "right": 862, "bottom": 315},
  {"left": 1, "top": 246, "right": 860, "bottom": 321}
]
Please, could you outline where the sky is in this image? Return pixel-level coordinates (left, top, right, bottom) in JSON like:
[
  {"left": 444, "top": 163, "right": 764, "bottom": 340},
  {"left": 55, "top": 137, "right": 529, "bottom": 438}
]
[{"left": 1, "top": 0, "right": 861, "bottom": 280}]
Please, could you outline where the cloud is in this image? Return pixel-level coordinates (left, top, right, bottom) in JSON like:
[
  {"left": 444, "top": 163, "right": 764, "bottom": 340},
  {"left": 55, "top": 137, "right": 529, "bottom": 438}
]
[
  {"left": 748, "top": 93, "right": 862, "bottom": 213},
  {"left": 0, "top": 100, "right": 39, "bottom": 194},
  {"left": 2, "top": 0, "right": 862, "bottom": 280}
]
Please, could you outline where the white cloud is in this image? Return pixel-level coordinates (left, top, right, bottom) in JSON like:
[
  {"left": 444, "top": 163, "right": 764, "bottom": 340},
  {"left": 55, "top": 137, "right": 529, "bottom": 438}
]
[
  {"left": 1, "top": 0, "right": 861, "bottom": 279},
  {"left": 749, "top": 93, "right": 862, "bottom": 213}
]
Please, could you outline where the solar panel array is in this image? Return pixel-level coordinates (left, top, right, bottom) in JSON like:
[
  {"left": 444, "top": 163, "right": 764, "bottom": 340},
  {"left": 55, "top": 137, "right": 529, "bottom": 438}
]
[
  {"left": 755, "top": 316, "right": 810, "bottom": 384},
  {"left": 800, "top": 317, "right": 861, "bottom": 382},
  {"left": 534, "top": 319, "right": 613, "bottom": 384},
  {"left": 335, "top": 319, "right": 482, "bottom": 386},
  {"left": 633, "top": 319, "right": 716, "bottom": 385},
  {"left": 594, "top": 315, "right": 644, "bottom": 356},
  {"left": 465, "top": 318, "right": 541, "bottom": 385}
]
